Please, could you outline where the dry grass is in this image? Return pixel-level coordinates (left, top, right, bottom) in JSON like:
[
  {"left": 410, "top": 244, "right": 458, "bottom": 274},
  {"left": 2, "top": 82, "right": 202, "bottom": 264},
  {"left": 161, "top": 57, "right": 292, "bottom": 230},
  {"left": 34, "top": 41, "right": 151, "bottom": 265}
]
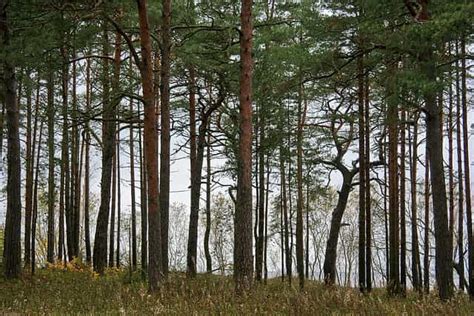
[{"left": 1, "top": 263, "right": 473, "bottom": 315}]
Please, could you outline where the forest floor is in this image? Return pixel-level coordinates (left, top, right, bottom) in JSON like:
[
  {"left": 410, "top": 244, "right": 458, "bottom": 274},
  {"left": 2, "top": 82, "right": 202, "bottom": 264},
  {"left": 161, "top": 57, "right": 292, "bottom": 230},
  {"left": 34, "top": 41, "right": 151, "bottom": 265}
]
[{"left": 0, "top": 262, "right": 473, "bottom": 315}]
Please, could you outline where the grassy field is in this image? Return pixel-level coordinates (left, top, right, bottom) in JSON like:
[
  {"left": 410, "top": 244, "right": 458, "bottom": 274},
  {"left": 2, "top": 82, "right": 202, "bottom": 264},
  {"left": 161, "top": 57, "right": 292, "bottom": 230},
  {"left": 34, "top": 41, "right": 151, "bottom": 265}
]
[{"left": 1, "top": 263, "right": 473, "bottom": 315}]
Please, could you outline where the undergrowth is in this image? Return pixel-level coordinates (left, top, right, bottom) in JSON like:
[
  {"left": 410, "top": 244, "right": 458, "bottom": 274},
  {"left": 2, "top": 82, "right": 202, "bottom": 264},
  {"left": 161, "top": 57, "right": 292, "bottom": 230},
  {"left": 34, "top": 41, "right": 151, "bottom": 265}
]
[{"left": 0, "top": 264, "right": 473, "bottom": 315}]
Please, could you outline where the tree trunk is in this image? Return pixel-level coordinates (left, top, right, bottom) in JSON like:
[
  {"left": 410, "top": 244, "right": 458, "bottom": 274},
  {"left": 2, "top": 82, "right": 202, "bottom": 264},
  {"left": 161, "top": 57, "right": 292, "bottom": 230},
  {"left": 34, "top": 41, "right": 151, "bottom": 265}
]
[
  {"left": 84, "top": 55, "right": 92, "bottom": 265},
  {"left": 137, "top": 0, "right": 163, "bottom": 291},
  {"left": 280, "top": 143, "right": 291, "bottom": 283},
  {"left": 387, "top": 62, "right": 400, "bottom": 295},
  {"left": 93, "top": 26, "right": 114, "bottom": 275},
  {"left": 424, "top": 150, "right": 430, "bottom": 294},
  {"left": 116, "top": 130, "right": 122, "bottom": 267},
  {"left": 1, "top": 0, "right": 22, "bottom": 277},
  {"left": 234, "top": 0, "right": 254, "bottom": 293},
  {"left": 455, "top": 41, "right": 465, "bottom": 290},
  {"left": 409, "top": 114, "right": 422, "bottom": 292},
  {"left": 357, "top": 54, "right": 366, "bottom": 292},
  {"left": 47, "top": 69, "right": 55, "bottom": 263},
  {"left": 295, "top": 82, "right": 304, "bottom": 289},
  {"left": 159, "top": 0, "right": 172, "bottom": 278},
  {"left": 129, "top": 97, "right": 136, "bottom": 270},
  {"left": 24, "top": 74, "right": 38, "bottom": 267},
  {"left": 187, "top": 66, "right": 198, "bottom": 277},
  {"left": 31, "top": 120, "right": 44, "bottom": 274},
  {"left": 364, "top": 73, "right": 372, "bottom": 291},
  {"left": 460, "top": 36, "right": 473, "bottom": 298},
  {"left": 400, "top": 109, "right": 407, "bottom": 294},
  {"left": 323, "top": 170, "right": 354, "bottom": 284},
  {"left": 204, "top": 133, "right": 212, "bottom": 273},
  {"left": 109, "top": 141, "right": 117, "bottom": 267},
  {"left": 71, "top": 52, "right": 80, "bottom": 258}
]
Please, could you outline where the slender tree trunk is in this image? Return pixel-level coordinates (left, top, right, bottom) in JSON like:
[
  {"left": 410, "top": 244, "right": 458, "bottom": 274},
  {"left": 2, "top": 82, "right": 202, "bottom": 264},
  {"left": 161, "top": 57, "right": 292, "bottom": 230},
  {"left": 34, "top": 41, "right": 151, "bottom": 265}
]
[
  {"left": 109, "top": 141, "right": 117, "bottom": 267},
  {"left": 256, "top": 105, "right": 266, "bottom": 282},
  {"left": 138, "top": 102, "right": 147, "bottom": 273},
  {"left": 400, "top": 109, "right": 407, "bottom": 294},
  {"left": 24, "top": 74, "right": 38, "bottom": 267},
  {"left": 47, "top": 69, "right": 55, "bottom": 263},
  {"left": 159, "top": 0, "right": 172, "bottom": 278},
  {"left": 387, "top": 62, "right": 400, "bottom": 295},
  {"left": 409, "top": 114, "right": 422, "bottom": 292},
  {"left": 2, "top": 0, "right": 22, "bottom": 277},
  {"left": 71, "top": 52, "right": 80, "bottom": 258},
  {"left": 295, "top": 82, "right": 304, "bottom": 289},
  {"left": 364, "top": 74, "right": 372, "bottom": 291},
  {"left": 204, "top": 133, "right": 212, "bottom": 273},
  {"left": 280, "top": 144, "right": 291, "bottom": 283},
  {"left": 116, "top": 131, "right": 122, "bottom": 267},
  {"left": 137, "top": 0, "right": 163, "bottom": 291},
  {"left": 460, "top": 36, "right": 473, "bottom": 298},
  {"left": 455, "top": 41, "right": 465, "bottom": 290},
  {"left": 61, "top": 44, "right": 73, "bottom": 262},
  {"left": 93, "top": 26, "right": 114, "bottom": 275},
  {"left": 424, "top": 151, "right": 430, "bottom": 294},
  {"left": 129, "top": 98, "right": 136, "bottom": 270},
  {"left": 84, "top": 56, "right": 92, "bottom": 264},
  {"left": 187, "top": 66, "right": 198, "bottom": 277},
  {"left": 234, "top": 0, "right": 254, "bottom": 293},
  {"left": 357, "top": 54, "right": 366, "bottom": 292},
  {"left": 31, "top": 121, "right": 44, "bottom": 275}
]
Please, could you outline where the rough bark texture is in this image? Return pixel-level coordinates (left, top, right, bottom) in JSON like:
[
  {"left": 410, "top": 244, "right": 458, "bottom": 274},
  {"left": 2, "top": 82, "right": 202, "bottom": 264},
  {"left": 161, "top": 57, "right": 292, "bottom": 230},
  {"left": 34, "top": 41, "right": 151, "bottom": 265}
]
[
  {"left": 1, "top": 0, "right": 22, "bottom": 278},
  {"left": 234, "top": 0, "right": 254, "bottom": 293},
  {"left": 160, "top": 0, "right": 172, "bottom": 278},
  {"left": 137, "top": 0, "right": 163, "bottom": 291}
]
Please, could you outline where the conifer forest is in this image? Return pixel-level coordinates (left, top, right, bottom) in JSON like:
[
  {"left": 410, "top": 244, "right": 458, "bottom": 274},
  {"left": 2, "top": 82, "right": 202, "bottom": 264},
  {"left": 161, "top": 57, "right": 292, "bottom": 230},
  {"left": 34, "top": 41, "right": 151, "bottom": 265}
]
[{"left": 1, "top": 0, "right": 474, "bottom": 314}]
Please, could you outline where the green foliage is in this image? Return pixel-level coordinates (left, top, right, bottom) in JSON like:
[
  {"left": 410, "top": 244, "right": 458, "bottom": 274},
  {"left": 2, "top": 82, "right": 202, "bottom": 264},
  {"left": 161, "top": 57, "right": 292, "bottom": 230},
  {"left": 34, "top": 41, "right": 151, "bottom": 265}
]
[{"left": 1, "top": 269, "right": 473, "bottom": 314}]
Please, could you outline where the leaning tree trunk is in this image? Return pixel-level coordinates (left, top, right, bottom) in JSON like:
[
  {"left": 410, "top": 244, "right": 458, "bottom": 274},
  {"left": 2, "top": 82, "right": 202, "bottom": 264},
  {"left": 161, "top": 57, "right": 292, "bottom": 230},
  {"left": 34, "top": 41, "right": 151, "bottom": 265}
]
[{"left": 93, "top": 27, "right": 115, "bottom": 275}]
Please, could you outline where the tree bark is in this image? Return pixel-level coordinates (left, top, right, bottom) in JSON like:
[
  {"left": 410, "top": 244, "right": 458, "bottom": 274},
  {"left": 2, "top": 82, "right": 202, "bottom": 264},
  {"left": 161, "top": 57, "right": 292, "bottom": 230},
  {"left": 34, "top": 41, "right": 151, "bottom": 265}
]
[
  {"left": 47, "top": 69, "right": 55, "bottom": 263},
  {"left": 455, "top": 41, "right": 465, "bottom": 290},
  {"left": 234, "top": 0, "right": 254, "bottom": 293},
  {"left": 84, "top": 55, "right": 92, "bottom": 264},
  {"left": 93, "top": 26, "right": 114, "bottom": 275},
  {"left": 460, "top": 36, "right": 473, "bottom": 298},
  {"left": 137, "top": 0, "right": 163, "bottom": 291},
  {"left": 204, "top": 132, "right": 212, "bottom": 273},
  {"left": 159, "top": 0, "right": 172, "bottom": 278},
  {"left": 1, "top": 0, "right": 22, "bottom": 277}
]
